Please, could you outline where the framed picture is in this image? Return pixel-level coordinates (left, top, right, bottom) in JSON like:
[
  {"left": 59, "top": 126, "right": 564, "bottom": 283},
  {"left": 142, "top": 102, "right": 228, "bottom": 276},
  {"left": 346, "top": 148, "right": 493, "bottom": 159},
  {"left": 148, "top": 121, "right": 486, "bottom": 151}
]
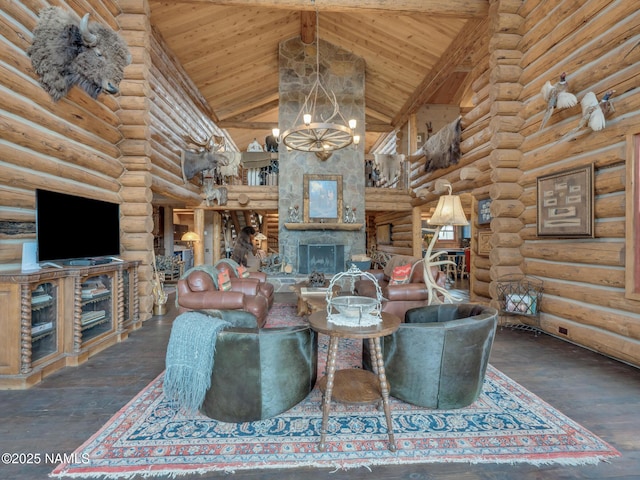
[
  {"left": 537, "top": 165, "right": 594, "bottom": 238},
  {"left": 478, "top": 198, "right": 492, "bottom": 225},
  {"left": 477, "top": 231, "right": 492, "bottom": 256},
  {"left": 303, "top": 174, "right": 343, "bottom": 223}
]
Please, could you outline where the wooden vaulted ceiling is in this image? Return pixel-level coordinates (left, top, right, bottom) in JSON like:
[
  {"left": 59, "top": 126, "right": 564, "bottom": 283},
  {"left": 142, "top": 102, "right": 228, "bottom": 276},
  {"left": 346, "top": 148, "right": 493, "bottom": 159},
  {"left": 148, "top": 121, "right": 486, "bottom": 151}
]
[{"left": 149, "top": 0, "right": 489, "bottom": 153}]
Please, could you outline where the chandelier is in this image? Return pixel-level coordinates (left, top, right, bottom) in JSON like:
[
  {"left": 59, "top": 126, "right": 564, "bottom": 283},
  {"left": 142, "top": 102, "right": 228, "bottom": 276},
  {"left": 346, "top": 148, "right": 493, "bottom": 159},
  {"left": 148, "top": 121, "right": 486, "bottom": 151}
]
[{"left": 278, "top": 9, "right": 359, "bottom": 160}]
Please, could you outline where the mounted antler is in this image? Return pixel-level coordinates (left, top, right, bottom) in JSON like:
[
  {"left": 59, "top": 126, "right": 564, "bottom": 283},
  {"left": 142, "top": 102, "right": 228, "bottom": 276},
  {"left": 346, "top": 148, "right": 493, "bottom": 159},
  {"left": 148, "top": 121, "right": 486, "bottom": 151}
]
[{"left": 185, "top": 134, "right": 225, "bottom": 153}]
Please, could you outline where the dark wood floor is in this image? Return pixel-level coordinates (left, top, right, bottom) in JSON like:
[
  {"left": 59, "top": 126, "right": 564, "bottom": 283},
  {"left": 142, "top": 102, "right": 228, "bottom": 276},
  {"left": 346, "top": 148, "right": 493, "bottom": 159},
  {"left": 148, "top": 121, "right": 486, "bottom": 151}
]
[{"left": 1, "top": 288, "right": 639, "bottom": 480}]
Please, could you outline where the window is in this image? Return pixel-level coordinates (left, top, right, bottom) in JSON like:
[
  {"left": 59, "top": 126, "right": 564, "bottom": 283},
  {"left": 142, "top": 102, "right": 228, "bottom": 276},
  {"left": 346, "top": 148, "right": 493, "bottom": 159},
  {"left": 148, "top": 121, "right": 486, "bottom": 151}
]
[{"left": 438, "top": 225, "right": 455, "bottom": 240}]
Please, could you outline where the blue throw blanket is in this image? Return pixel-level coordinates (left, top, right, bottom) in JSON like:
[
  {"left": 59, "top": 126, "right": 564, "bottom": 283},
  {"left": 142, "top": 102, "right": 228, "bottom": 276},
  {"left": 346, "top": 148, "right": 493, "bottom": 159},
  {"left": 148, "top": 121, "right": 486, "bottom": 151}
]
[{"left": 163, "top": 311, "right": 229, "bottom": 413}]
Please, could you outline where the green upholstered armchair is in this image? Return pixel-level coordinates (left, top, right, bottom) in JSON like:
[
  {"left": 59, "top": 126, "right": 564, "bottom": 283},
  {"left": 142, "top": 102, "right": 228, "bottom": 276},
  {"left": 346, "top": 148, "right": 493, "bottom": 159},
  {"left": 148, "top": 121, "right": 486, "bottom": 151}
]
[
  {"left": 200, "top": 324, "right": 317, "bottom": 422},
  {"left": 364, "top": 303, "right": 498, "bottom": 409}
]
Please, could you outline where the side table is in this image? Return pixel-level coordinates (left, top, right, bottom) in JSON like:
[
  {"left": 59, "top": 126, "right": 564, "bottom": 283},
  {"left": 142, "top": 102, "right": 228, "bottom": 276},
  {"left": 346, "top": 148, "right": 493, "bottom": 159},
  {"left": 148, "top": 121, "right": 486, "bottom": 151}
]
[
  {"left": 308, "top": 311, "right": 401, "bottom": 452},
  {"left": 290, "top": 281, "right": 339, "bottom": 316}
]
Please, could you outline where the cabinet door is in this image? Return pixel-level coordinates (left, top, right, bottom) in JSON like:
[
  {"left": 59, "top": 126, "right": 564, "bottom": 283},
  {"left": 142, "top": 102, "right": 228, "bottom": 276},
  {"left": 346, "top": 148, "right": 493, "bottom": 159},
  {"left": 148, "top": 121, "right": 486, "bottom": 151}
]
[
  {"left": 80, "top": 273, "right": 113, "bottom": 344},
  {"left": 31, "top": 281, "right": 60, "bottom": 365},
  {"left": 0, "top": 283, "right": 20, "bottom": 374}
]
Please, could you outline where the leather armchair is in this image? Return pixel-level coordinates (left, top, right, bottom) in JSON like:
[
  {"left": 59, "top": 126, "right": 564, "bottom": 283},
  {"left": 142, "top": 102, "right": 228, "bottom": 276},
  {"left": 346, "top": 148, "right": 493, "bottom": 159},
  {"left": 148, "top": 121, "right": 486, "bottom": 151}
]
[
  {"left": 354, "top": 255, "right": 447, "bottom": 320},
  {"left": 364, "top": 303, "right": 498, "bottom": 409},
  {"left": 176, "top": 266, "right": 269, "bottom": 327},
  {"left": 200, "top": 325, "right": 317, "bottom": 422},
  {"left": 214, "top": 259, "right": 274, "bottom": 308}
]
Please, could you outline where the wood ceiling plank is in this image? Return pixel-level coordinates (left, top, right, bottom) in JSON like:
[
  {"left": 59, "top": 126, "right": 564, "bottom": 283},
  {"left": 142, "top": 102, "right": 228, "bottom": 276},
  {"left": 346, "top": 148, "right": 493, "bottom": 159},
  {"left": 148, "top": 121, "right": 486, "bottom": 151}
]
[
  {"left": 162, "top": 11, "right": 297, "bottom": 66},
  {"left": 204, "top": 86, "right": 279, "bottom": 120},
  {"left": 183, "top": 31, "right": 284, "bottom": 81},
  {"left": 218, "top": 100, "right": 280, "bottom": 125},
  {"left": 150, "top": 4, "right": 236, "bottom": 38},
  {"left": 321, "top": 15, "right": 436, "bottom": 71},
  {"left": 195, "top": 59, "right": 278, "bottom": 94}
]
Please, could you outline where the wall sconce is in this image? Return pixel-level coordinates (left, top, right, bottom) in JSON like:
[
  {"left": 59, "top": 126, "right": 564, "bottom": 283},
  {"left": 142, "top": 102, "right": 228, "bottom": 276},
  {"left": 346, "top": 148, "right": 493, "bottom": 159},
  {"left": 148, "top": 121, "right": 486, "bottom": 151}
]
[
  {"left": 181, "top": 231, "right": 200, "bottom": 248},
  {"left": 423, "top": 182, "right": 468, "bottom": 304}
]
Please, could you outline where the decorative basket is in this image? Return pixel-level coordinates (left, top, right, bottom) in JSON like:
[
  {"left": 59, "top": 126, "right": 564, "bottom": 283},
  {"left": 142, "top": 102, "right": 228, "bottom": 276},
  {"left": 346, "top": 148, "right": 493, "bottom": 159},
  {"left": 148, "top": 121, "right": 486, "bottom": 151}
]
[{"left": 325, "top": 265, "right": 383, "bottom": 327}]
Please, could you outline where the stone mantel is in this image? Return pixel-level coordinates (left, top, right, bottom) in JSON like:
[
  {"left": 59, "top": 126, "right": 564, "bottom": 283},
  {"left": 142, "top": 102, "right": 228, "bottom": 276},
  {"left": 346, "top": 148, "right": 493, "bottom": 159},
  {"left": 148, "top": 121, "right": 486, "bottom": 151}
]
[{"left": 284, "top": 223, "right": 363, "bottom": 231}]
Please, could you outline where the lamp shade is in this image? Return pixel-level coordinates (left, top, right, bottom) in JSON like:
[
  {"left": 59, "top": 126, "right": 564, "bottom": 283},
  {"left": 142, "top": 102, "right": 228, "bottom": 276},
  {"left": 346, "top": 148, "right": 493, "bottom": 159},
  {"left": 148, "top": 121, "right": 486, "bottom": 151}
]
[
  {"left": 428, "top": 194, "right": 469, "bottom": 226},
  {"left": 181, "top": 231, "right": 200, "bottom": 242}
]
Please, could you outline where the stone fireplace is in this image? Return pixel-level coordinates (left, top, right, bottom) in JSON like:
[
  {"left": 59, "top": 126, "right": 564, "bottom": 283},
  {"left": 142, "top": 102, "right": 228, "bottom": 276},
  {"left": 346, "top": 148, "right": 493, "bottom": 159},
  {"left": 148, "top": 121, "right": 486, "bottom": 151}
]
[{"left": 277, "top": 37, "right": 366, "bottom": 274}]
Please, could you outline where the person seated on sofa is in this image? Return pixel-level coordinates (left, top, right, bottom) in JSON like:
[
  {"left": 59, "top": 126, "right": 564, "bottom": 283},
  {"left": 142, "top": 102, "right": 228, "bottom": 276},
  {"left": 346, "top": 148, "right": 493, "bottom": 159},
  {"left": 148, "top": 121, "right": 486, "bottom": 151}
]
[{"left": 354, "top": 254, "right": 447, "bottom": 320}]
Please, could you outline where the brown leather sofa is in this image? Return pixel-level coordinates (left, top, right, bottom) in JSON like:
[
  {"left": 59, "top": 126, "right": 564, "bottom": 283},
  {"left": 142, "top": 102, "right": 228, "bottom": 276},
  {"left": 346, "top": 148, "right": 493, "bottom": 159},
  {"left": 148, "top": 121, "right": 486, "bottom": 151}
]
[
  {"left": 214, "top": 259, "right": 274, "bottom": 308},
  {"left": 176, "top": 266, "right": 269, "bottom": 327},
  {"left": 354, "top": 255, "right": 447, "bottom": 320}
]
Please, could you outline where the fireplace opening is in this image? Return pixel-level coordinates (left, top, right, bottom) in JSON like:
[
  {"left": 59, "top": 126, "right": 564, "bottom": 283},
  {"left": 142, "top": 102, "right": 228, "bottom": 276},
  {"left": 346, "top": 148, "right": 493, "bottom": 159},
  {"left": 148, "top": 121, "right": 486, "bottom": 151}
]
[{"left": 298, "top": 244, "right": 345, "bottom": 274}]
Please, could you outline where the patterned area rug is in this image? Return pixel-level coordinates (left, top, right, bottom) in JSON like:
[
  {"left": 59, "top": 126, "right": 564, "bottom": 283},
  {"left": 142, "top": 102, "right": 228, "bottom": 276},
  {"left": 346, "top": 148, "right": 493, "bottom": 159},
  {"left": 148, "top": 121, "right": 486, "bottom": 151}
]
[{"left": 51, "top": 304, "right": 619, "bottom": 478}]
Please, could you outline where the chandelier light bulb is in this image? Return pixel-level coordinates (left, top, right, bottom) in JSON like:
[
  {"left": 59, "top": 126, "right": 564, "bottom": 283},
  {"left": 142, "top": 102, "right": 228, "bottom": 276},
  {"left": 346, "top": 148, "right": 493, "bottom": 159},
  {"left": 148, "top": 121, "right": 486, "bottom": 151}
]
[
  {"left": 272, "top": 128, "right": 280, "bottom": 138},
  {"left": 348, "top": 119, "right": 357, "bottom": 129},
  {"left": 353, "top": 134, "right": 360, "bottom": 145},
  {"left": 303, "top": 113, "right": 312, "bottom": 125}
]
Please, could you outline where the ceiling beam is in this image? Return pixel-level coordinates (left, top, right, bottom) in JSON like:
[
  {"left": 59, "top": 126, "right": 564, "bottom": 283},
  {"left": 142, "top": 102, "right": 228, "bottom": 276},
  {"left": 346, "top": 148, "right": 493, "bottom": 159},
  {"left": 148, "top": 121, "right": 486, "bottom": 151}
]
[
  {"left": 365, "top": 122, "right": 394, "bottom": 133},
  {"left": 218, "top": 99, "right": 280, "bottom": 123},
  {"left": 178, "top": 0, "right": 489, "bottom": 18},
  {"left": 218, "top": 121, "right": 278, "bottom": 130},
  {"left": 392, "top": 18, "right": 487, "bottom": 128},
  {"left": 300, "top": 11, "right": 315, "bottom": 44}
]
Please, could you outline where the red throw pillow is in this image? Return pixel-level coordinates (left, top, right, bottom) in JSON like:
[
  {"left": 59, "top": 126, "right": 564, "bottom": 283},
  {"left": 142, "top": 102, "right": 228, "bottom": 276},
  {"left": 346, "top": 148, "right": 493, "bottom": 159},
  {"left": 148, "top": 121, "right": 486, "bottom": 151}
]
[
  {"left": 389, "top": 263, "right": 412, "bottom": 285},
  {"left": 217, "top": 271, "right": 232, "bottom": 291},
  {"left": 236, "top": 265, "right": 250, "bottom": 278}
]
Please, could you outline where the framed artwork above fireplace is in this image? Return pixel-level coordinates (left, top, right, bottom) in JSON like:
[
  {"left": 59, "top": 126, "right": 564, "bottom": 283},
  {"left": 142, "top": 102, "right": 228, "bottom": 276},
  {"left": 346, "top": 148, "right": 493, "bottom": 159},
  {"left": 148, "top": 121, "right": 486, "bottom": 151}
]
[{"left": 304, "top": 174, "right": 343, "bottom": 223}]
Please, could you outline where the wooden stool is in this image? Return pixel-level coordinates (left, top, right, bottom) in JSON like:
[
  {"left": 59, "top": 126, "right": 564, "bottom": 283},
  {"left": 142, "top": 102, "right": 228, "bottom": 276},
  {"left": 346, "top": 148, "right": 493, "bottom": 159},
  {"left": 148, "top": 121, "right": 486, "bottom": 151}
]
[
  {"left": 445, "top": 255, "right": 458, "bottom": 282},
  {"left": 458, "top": 254, "right": 469, "bottom": 279}
]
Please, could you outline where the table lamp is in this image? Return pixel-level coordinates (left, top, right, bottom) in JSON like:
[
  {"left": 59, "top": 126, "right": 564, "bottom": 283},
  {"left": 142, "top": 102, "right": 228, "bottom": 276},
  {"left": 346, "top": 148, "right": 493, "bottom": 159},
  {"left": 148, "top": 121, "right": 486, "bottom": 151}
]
[{"left": 181, "top": 231, "right": 200, "bottom": 248}]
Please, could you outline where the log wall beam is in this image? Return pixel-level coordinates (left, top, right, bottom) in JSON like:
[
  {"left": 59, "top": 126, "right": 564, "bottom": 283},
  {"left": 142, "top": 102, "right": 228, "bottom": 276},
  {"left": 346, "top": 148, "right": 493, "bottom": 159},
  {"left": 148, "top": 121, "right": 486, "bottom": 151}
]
[
  {"left": 484, "top": 0, "right": 525, "bottom": 312},
  {"left": 117, "top": 1, "right": 155, "bottom": 323}
]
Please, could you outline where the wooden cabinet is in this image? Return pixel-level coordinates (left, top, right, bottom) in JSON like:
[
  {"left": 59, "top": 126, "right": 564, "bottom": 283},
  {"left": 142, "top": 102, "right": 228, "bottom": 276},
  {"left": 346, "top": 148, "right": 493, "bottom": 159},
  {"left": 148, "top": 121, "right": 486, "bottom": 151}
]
[{"left": 0, "top": 261, "right": 139, "bottom": 388}]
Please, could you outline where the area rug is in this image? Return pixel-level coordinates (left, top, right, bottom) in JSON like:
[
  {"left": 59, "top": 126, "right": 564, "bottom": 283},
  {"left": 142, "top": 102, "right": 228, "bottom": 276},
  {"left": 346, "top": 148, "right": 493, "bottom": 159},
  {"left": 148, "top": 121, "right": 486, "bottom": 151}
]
[{"left": 51, "top": 304, "right": 620, "bottom": 478}]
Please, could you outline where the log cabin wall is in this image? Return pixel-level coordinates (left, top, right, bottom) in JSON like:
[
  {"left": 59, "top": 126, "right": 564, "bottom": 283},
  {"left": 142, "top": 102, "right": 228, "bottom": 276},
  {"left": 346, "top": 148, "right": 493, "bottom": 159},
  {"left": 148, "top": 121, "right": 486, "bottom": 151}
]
[
  {"left": 0, "top": 1, "right": 217, "bottom": 321},
  {"left": 410, "top": 0, "right": 640, "bottom": 366},
  {"left": 366, "top": 188, "right": 415, "bottom": 257},
  {"left": 516, "top": 0, "right": 640, "bottom": 366},
  {"left": 0, "top": 2, "right": 126, "bottom": 270}
]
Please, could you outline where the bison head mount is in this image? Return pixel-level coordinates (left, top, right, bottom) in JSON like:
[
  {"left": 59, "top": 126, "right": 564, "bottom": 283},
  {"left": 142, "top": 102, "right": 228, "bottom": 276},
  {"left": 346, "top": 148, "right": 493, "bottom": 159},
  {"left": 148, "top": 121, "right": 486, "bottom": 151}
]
[{"left": 28, "top": 7, "right": 131, "bottom": 102}]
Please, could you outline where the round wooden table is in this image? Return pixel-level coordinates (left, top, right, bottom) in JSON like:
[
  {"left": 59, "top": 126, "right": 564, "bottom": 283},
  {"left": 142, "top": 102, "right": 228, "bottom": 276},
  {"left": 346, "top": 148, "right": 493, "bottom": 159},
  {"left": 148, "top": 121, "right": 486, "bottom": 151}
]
[{"left": 308, "top": 311, "right": 401, "bottom": 452}]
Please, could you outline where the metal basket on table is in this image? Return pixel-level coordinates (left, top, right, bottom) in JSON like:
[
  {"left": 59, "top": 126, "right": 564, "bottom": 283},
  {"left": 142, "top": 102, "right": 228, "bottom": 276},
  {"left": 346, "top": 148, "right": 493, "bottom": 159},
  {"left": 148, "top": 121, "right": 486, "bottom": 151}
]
[{"left": 325, "top": 264, "right": 383, "bottom": 327}]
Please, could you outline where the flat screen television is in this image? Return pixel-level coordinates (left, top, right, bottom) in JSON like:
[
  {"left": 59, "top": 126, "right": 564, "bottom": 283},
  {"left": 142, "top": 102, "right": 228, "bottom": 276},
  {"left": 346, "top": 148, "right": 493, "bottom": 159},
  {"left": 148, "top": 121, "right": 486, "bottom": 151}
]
[{"left": 36, "top": 189, "right": 121, "bottom": 264}]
